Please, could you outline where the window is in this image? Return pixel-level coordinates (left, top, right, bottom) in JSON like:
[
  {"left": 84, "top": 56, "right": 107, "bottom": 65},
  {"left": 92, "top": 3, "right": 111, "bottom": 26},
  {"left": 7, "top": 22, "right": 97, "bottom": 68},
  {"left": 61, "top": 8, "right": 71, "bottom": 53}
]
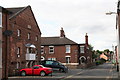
[
  {"left": 49, "top": 46, "right": 54, "bottom": 53},
  {"left": 41, "top": 46, "right": 44, "bottom": 54},
  {"left": 52, "top": 62, "right": 59, "bottom": 65},
  {"left": 35, "top": 35, "right": 38, "bottom": 41},
  {"left": 35, "top": 49, "right": 38, "bottom": 54},
  {"left": 80, "top": 46, "right": 85, "bottom": 53},
  {"left": 66, "top": 57, "right": 70, "bottom": 64},
  {"left": 17, "top": 47, "right": 20, "bottom": 57},
  {"left": 48, "top": 58, "right": 56, "bottom": 61},
  {"left": 27, "top": 47, "right": 32, "bottom": 53},
  {"left": 33, "top": 66, "right": 40, "bottom": 69},
  {"left": 27, "top": 48, "right": 29, "bottom": 53},
  {"left": 0, "top": 12, "right": 2, "bottom": 27},
  {"left": 46, "top": 61, "right": 53, "bottom": 65},
  {"left": 66, "top": 45, "right": 71, "bottom": 53},
  {"left": 12, "top": 23, "right": 14, "bottom": 28},
  {"left": 17, "top": 29, "right": 21, "bottom": 37},
  {"left": 28, "top": 33, "right": 30, "bottom": 40},
  {"left": 16, "top": 62, "right": 20, "bottom": 69},
  {"left": 28, "top": 25, "right": 31, "bottom": 29}
]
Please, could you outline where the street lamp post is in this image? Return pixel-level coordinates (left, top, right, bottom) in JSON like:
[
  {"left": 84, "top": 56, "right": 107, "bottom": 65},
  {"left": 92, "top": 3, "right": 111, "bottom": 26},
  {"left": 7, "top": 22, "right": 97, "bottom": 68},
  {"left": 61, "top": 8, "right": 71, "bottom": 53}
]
[{"left": 117, "top": 0, "right": 120, "bottom": 75}]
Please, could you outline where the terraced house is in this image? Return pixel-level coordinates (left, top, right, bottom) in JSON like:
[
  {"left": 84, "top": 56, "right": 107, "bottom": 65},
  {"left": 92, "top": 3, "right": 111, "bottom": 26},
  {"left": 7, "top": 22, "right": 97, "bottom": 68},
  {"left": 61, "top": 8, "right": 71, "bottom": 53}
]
[
  {"left": 41, "top": 28, "right": 92, "bottom": 68},
  {"left": 0, "top": 5, "right": 41, "bottom": 79}
]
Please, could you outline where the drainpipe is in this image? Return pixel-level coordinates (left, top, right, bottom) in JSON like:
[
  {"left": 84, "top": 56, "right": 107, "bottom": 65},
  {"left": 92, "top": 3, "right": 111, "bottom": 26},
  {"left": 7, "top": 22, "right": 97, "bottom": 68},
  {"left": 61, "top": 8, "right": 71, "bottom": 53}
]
[
  {"left": 2, "top": 11, "right": 12, "bottom": 80},
  {"left": 0, "top": 6, "right": 2, "bottom": 80}
]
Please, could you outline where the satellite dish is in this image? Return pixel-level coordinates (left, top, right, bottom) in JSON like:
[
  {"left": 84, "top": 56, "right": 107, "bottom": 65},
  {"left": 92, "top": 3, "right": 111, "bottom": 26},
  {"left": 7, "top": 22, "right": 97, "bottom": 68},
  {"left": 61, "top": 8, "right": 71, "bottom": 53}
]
[{"left": 3, "top": 30, "right": 13, "bottom": 36}]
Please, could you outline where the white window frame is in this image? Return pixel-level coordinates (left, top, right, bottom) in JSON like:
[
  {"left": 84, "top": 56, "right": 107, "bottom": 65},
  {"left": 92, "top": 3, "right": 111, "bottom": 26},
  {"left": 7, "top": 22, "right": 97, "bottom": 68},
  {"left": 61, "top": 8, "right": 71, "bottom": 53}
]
[
  {"left": 16, "top": 62, "right": 20, "bottom": 69},
  {"left": 27, "top": 48, "right": 29, "bottom": 53},
  {"left": 80, "top": 46, "right": 85, "bottom": 53},
  {"left": 28, "top": 25, "right": 31, "bottom": 29},
  {"left": 35, "top": 35, "right": 38, "bottom": 41},
  {"left": 28, "top": 33, "right": 30, "bottom": 40},
  {"left": 66, "top": 45, "right": 71, "bottom": 53},
  {"left": 17, "top": 29, "right": 21, "bottom": 37},
  {"left": 49, "top": 46, "right": 54, "bottom": 53},
  {"left": 41, "top": 46, "right": 44, "bottom": 54},
  {"left": 48, "top": 58, "right": 56, "bottom": 61},
  {"left": 17, "top": 47, "right": 20, "bottom": 57},
  {"left": 0, "top": 12, "right": 2, "bottom": 27}
]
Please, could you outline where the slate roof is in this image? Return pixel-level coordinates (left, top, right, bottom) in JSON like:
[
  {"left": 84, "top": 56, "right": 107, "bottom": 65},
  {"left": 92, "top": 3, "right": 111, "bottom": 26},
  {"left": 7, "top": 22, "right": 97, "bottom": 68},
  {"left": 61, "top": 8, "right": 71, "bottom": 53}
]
[
  {"left": 41, "top": 37, "right": 78, "bottom": 46},
  {"left": 5, "top": 6, "right": 28, "bottom": 19},
  {"left": 3, "top": 6, "right": 41, "bottom": 34}
]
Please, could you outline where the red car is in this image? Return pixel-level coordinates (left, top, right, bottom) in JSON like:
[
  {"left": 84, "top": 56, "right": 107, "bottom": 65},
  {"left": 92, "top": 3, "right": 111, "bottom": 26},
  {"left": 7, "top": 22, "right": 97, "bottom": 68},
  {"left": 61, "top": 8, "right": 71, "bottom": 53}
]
[{"left": 20, "top": 65, "right": 52, "bottom": 76}]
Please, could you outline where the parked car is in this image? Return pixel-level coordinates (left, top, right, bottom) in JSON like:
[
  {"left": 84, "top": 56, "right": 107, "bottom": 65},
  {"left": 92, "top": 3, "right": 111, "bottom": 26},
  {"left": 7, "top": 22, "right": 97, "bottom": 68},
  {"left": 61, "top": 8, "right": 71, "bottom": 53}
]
[
  {"left": 20, "top": 65, "right": 52, "bottom": 76},
  {"left": 40, "top": 60, "right": 68, "bottom": 73}
]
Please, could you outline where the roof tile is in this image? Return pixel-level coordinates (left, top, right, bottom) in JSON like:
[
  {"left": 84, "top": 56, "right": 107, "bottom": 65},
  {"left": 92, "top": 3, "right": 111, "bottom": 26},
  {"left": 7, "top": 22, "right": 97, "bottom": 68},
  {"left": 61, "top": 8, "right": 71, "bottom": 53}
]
[{"left": 41, "top": 37, "right": 78, "bottom": 46}]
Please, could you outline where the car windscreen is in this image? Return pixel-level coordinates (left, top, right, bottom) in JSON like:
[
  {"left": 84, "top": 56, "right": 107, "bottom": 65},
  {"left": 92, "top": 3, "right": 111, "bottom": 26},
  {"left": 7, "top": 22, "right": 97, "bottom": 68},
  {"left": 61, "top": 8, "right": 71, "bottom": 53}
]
[{"left": 46, "top": 61, "right": 53, "bottom": 65}]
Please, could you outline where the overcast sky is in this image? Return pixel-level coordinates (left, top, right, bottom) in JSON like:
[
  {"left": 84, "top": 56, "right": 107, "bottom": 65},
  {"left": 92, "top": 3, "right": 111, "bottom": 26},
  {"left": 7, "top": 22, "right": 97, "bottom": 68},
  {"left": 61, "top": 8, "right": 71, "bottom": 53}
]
[{"left": 0, "top": 0, "right": 118, "bottom": 51}]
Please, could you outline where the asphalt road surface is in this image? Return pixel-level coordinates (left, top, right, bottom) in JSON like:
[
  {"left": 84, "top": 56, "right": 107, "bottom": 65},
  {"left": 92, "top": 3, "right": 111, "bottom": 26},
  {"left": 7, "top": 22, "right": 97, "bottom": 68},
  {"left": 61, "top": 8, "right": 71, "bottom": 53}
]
[{"left": 9, "top": 62, "right": 119, "bottom": 80}]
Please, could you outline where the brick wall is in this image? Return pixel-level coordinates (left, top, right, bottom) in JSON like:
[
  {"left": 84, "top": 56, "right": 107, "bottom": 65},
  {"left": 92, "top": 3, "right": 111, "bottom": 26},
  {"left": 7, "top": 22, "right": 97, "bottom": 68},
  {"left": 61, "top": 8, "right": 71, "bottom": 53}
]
[
  {"left": 8, "top": 6, "right": 41, "bottom": 75},
  {"left": 2, "top": 6, "right": 41, "bottom": 76},
  {"left": 41, "top": 45, "right": 78, "bottom": 64},
  {"left": 0, "top": 28, "right": 2, "bottom": 80}
]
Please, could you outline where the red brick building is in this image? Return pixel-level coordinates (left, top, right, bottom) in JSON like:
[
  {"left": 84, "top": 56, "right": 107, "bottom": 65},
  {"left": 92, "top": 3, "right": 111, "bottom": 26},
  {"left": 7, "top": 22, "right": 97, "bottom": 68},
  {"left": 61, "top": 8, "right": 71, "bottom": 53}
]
[
  {"left": 0, "top": 6, "right": 41, "bottom": 79},
  {"left": 78, "top": 34, "right": 92, "bottom": 68},
  {"left": 41, "top": 28, "right": 92, "bottom": 68}
]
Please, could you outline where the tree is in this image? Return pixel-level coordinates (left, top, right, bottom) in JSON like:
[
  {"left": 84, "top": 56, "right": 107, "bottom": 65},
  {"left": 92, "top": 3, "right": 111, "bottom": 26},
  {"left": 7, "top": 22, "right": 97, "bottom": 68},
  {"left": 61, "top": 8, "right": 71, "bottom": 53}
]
[
  {"left": 92, "top": 50, "right": 97, "bottom": 59},
  {"left": 104, "top": 49, "right": 110, "bottom": 53},
  {"left": 96, "top": 50, "right": 102, "bottom": 54},
  {"left": 89, "top": 44, "right": 93, "bottom": 51}
]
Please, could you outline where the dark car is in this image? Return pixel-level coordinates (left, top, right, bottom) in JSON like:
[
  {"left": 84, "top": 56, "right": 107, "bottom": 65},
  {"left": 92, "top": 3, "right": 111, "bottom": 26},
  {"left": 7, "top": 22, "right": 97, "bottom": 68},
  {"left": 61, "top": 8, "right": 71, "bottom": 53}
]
[{"left": 40, "top": 60, "right": 68, "bottom": 73}]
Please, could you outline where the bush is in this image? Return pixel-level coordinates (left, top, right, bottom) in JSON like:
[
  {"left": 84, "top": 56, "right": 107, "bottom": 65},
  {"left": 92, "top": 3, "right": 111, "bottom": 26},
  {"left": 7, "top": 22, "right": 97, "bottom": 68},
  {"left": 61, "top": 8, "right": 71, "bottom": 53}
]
[
  {"left": 96, "top": 59, "right": 106, "bottom": 65},
  {"left": 96, "top": 61, "right": 101, "bottom": 65}
]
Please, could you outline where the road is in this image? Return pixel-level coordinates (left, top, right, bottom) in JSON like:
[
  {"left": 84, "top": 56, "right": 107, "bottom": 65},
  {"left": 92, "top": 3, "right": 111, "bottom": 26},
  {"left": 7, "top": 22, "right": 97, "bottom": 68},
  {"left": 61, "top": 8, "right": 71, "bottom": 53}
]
[{"left": 9, "top": 62, "right": 119, "bottom": 80}]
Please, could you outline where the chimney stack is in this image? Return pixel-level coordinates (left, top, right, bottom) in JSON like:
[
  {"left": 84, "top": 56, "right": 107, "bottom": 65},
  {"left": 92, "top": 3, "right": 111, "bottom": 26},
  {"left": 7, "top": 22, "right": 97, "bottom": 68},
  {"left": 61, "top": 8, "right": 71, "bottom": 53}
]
[
  {"left": 85, "top": 33, "right": 88, "bottom": 45},
  {"left": 60, "top": 27, "right": 65, "bottom": 37}
]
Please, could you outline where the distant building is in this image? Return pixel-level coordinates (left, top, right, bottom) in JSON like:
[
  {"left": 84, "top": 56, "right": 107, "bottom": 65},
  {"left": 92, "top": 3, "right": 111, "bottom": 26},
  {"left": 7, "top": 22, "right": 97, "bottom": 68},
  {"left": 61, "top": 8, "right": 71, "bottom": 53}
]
[
  {"left": 78, "top": 33, "right": 93, "bottom": 68},
  {"left": 100, "top": 53, "right": 108, "bottom": 60},
  {"left": 0, "top": 5, "right": 41, "bottom": 79},
  {"left": 41, "top": 28, "right": 93, "bottom": 68}
]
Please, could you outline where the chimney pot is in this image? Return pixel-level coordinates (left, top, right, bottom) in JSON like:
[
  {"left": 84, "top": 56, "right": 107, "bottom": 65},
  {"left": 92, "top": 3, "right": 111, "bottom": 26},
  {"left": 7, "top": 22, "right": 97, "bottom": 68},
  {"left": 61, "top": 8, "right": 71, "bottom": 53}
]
[
  {"left": 85, "top": 33, "right": 88, "bottom": 45},
  {"left": 60, "top": 27, "right": 65, "bottom": 37}
]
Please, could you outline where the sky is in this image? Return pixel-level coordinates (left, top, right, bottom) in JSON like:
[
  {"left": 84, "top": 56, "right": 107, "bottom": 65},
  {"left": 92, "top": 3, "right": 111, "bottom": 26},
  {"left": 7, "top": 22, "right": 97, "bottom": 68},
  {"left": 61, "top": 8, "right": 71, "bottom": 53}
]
[{"left": 0, "top": 0, "right": 118, "bottom": 51}]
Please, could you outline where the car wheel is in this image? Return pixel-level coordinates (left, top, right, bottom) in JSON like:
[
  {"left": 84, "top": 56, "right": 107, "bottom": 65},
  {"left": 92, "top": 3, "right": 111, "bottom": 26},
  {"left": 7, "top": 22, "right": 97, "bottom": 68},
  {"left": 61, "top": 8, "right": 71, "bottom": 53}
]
[
  {"left": 59, "top": 68, "right": 64, "bottom": 72},
  {"left": 21, "top": 71, "right": 26, "bottom": 76},
  {"left": 65, "top": 69, "right": 68, "bottom": 73},
  {"left": 40, "top": 71, "right": 46, "bottom": 76}
]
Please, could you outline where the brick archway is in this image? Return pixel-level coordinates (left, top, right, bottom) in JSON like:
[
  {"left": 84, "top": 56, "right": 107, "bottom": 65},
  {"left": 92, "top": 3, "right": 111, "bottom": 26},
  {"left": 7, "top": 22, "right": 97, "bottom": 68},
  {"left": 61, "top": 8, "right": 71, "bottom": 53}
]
[{"left": 79, "top": 56, "right": 86, "bottom": 64}]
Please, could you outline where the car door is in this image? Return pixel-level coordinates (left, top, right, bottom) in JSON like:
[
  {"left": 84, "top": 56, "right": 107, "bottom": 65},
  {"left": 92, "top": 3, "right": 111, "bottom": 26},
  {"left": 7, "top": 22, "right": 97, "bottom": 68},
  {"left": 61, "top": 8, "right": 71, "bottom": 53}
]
[
  {"left": 33, "top": 66, "right": 41, "bottom": 75},
  {"left": 26, "top": 68, "right": 33, "bottom": 75},
  {"left": 51, "top": 61, "right": 60, "bottom": 70},
  {"left": 44, "top": 61, "right": 53, "bottom": 68}
]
